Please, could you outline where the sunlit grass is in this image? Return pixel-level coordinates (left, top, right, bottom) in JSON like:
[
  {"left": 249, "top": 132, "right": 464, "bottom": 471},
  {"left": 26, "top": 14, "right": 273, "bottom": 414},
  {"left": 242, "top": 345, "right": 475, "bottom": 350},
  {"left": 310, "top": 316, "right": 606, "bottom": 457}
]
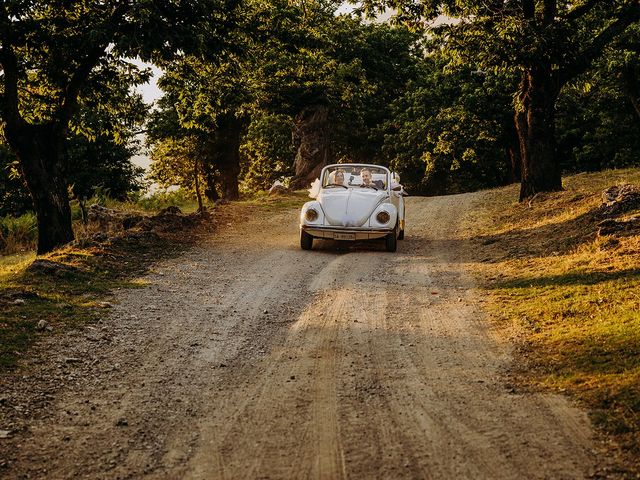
[
  {"left": 239, "top": 189, "right": 309, "bottom": 211},
  {"left": 0, "top": 238, "right": 184, "bottom": 371},
  {"left": 469, "top": 167, "right": 640, "bottom": 458},
  {"left": 0, "top": 252, "right": 35, "bottom": 270}
]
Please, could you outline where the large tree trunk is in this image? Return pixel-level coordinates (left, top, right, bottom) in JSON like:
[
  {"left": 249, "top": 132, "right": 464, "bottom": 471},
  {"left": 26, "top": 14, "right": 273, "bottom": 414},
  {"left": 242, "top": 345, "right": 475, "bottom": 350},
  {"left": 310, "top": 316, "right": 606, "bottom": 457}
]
[
  {"left": 201, "top": 161, "right": 220, "bottom": 202},
  {"left": 208, "top": 114, "right": 243, "bottom": 201},
  {"left": 290, "top": 105, "right": 331, "bottom": 190},
  {"left": 620, "top": 68, "right": 640, "bottom": 121},
  {"left": 515, "top": 66, "right": 562, "bottom": 201},
  {"left": 4, "top": 123, "right": 74, "bottom": 254}
]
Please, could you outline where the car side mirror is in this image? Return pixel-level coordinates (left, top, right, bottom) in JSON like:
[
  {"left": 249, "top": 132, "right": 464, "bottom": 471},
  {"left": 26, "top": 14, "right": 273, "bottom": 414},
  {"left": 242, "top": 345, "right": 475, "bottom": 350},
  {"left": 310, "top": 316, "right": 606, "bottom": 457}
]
[{"left": 392, "top": 185, "right": 402, "bottom": 192}]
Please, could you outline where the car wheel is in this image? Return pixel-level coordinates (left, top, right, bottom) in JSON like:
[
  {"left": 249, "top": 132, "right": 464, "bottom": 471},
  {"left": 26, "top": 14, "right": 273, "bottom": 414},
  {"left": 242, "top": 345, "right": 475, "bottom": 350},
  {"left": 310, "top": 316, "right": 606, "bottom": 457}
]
[
  {"left": 398, "top": 208, "right": 405, "bottom": 240},
  {"left": 300, "top": 230, "right": 313, "bottom": 250},
  {"left": 385, "top": 227, "right": 397, "bottom": 252}
]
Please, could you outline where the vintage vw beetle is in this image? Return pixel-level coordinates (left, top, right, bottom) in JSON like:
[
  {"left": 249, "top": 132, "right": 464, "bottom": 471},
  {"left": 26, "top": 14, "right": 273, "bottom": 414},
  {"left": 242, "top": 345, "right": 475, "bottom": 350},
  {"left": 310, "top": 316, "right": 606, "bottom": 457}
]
[{"left": 300, "top": 164, "right": 406, "bottom": 252}]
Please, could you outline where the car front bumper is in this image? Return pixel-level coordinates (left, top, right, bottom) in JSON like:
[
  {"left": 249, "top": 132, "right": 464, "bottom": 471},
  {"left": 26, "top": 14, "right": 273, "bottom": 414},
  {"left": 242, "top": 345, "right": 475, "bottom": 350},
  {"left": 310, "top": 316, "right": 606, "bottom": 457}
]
[{"left": 301, "top": 225, "right": 393, "bottom": 240}]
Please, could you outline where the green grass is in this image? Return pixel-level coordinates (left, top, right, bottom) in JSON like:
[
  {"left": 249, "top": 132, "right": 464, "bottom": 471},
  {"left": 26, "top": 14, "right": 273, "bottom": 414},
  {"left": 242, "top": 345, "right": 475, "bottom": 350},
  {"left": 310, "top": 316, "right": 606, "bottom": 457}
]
[
  {"left": 469, "top": 167, "right": 640, "bottom": 463},
  {"left": 128, "top": 188, "right": 203, "bottom": 213},
  {"left": 78, "top": 188, "right": 206, "bottom": 215},
  {"left": 0, "top": 212, "right": 37, "bottom": 254}
]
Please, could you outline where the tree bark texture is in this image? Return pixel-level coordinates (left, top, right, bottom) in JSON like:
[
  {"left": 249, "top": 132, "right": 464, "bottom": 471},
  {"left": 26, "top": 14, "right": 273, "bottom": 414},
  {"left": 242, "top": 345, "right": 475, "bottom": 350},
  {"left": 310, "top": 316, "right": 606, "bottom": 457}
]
[
  {"left": 515, "top": 67, "right": 563, "bottom": 201},
  {"left": 290, "top": 105, "right": 331, "bottom": 189},
  {"left": 207, "top": 114, "right": 243, "bottom": 201},
  {"left": 4, "top": 123, "right": 74, "bottom": 254},
  {"left": 193, "top": 155, "right": 204, "bottom": 212},
  {"left": 201, "top": 162, "right": 220, "bottom": 202}
]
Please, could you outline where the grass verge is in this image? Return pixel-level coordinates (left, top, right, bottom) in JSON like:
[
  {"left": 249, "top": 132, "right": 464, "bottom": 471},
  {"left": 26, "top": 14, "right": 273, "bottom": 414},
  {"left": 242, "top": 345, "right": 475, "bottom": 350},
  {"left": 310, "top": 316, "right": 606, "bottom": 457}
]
[
  {"left": 0, "top": 223, "right": 205, "bottom": 373},
  {"left": 468, "top": 168, "right": 640, "bottom": 473},
  {"left": 0, "top": 190, "right": 306, "bottom": 373}
]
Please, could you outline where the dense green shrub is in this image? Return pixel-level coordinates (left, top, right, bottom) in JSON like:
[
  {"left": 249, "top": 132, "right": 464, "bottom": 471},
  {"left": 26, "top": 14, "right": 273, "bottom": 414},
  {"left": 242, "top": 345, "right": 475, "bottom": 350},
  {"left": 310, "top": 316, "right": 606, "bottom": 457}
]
[
  {"left": 132, "top": 189, "right": 197, "bottom": 212},
  {"left": 0, "top": 213, "right": 37, "bottom": 254},
  {"left": 240, "top": 113, "right": 296, "bottom": 192}
]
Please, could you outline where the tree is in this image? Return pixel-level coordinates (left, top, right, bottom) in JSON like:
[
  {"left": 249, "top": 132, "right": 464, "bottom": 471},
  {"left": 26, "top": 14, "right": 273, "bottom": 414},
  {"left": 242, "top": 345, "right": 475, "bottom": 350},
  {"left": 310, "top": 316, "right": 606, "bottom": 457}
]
[
  {"left": 0, "top": 1, "right": 237, "bottom": 253},
  {"left": 556, "top": 25, "right": 640, "bottom": 172},
  {"left": 67, "top": 136, "right": 145, "bottom": 200},
  {"left": 148, "top": 0, "right": 422, "bottom": 195},
  {"left": 246, "top": 4, "right": 420, "bottom": 187},
  {"left": 359, "top": 0, "right": 640, "bottom": 200},
  {"left": 148, "top": 19, "right": 255, "bottom": 199},
  {"left": 381, "top": 55, "right": 518, "bottom": 195},
  {"left": 240, "top": 112, "right": 296, "bottom": 191},
  {"left": 149, "top": 135, "right": 207, "bottom": 210}
]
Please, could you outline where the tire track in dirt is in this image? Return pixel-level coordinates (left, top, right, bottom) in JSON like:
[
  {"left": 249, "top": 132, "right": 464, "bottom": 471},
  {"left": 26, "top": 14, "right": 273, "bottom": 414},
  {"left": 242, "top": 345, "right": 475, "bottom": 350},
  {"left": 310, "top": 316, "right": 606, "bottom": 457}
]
[{"left": 1, "top": 195, "right": 603, "bottom": 479}]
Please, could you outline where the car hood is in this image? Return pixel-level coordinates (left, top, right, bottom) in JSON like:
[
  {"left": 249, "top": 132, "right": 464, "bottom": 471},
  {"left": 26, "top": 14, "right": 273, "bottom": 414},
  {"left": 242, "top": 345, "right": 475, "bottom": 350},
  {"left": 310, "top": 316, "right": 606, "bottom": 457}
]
[{"left": 319, "top": 188, "right": 388, "bottom": 227}]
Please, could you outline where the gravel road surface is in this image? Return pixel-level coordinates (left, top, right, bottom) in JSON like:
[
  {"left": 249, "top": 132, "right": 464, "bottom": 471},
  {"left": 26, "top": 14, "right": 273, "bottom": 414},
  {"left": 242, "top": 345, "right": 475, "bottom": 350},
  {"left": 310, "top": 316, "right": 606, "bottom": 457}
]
[{"left": 0, "top": 194, "right": 601, "bottom": 479}]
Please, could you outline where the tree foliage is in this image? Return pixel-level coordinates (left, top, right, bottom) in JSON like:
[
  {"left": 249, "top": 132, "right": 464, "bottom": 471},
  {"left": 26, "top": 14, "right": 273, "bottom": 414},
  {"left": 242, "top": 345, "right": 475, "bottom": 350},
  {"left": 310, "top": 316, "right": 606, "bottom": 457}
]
[
  {"left": 381, "top": 53, "right": 518, "bottom": 195},
  {"left": 0, "top": 143, "right": 31, "bottom": 217},
  {"left": 1, "top": 0, "right": 637, "bottom": 245},
  {"left": 0, "top": 0, "right": 238, "bottom": 252},
  {"left": 358, "top": 0, "right": 640, "bottom": 199},
  {"left": 149, "top": 0, "right": 421, "bottom": 193},
  {"left": 240, "top": 112, "right": 296, "bottom": 191}
]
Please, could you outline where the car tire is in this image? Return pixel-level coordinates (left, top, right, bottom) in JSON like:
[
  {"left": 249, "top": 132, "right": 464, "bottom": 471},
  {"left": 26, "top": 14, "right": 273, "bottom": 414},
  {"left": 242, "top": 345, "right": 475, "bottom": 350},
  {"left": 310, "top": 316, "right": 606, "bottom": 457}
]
[
  {"left": 398, "top": 228, "right": 404, "bottom": 240},
  {"left": 300, "top": 230, "right": 313, "bottom": 250},
  {"left": 385, "top": 227, "right": 397, "bottom": 252}
]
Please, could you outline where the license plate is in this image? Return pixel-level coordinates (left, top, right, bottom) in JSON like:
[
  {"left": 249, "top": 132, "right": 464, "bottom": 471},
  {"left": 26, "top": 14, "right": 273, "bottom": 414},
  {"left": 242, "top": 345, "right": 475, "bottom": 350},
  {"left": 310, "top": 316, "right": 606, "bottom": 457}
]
[{"left": 334, "top": 232, "right": 355, "bottom": 240}]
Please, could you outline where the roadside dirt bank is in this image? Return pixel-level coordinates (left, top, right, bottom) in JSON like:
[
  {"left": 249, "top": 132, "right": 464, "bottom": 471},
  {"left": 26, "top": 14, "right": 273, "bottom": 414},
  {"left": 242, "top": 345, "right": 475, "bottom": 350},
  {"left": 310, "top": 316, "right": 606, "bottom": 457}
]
[{"left": 0, "top": 193, "right": 613, "bottom": 479}]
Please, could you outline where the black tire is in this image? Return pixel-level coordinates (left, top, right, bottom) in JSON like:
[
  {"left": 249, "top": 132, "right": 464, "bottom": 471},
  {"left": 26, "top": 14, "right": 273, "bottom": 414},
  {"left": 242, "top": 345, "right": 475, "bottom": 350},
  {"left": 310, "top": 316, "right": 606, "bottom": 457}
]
[
  {"left": 300, "top": 230, "right": 313, "bottom": 250},
  {"left": 385, "top": 227, "right": 397, "bottom": 252},
  {"left": 398, "top": 228, "right": 404, "bottom": 240}
]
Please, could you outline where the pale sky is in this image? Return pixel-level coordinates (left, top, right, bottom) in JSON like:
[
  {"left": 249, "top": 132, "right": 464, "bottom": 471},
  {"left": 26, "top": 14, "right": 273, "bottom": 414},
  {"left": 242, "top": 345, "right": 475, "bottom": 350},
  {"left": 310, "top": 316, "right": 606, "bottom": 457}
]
[
  {"left": 139, "top": 64, "right": 163, "bottom": 105},
  {"left": 131, "top": 60, "right": 161, "bottom": 170}
]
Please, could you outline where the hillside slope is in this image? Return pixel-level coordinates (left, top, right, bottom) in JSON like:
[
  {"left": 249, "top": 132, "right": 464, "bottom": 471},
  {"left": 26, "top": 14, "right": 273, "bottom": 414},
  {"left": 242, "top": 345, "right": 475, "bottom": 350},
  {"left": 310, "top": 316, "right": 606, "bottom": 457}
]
[{"left": 467, "top": 168, "right": 640, "bottom": 475}]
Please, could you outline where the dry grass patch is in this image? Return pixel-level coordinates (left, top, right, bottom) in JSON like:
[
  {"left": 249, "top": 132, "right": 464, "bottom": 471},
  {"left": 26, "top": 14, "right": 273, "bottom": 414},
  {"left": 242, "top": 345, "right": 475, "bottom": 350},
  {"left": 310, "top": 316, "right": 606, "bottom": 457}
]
[
  {"left": 0, "top": 217, "right": 212, "bottom": 372},
  {"left": 467, "top": 168, "right": 640, "bottom": 468},
  {"left": 240, "top": 189, "right": 310, "bottom": 211}
]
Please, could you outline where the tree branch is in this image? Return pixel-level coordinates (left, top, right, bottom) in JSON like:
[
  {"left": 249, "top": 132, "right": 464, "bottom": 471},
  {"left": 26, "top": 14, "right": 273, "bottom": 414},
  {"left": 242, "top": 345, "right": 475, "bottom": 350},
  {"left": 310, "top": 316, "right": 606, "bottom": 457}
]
[
  {"left": 563, "top": 0, "right": 601, "bottom": 22},
  {"left": 58, "top": 1, "right": 132, "bottom": 125},
  {"left": 559, "top": 1, "right": 640, "bottom": 85},
  {"left": 0, "top": 4, "right": 23, "bottom": 127}
]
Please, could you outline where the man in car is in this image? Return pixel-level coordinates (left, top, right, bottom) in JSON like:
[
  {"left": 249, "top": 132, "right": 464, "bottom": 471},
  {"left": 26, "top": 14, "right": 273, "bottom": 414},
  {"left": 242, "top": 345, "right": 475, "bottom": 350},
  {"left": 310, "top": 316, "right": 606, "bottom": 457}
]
[{"left": 360, "top": 168, "right": 385, "bottom": 189}]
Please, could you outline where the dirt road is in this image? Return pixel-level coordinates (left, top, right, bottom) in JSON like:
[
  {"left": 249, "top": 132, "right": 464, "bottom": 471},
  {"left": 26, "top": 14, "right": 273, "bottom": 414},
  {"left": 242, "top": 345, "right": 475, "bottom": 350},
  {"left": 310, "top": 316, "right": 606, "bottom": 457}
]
[{"left": 1, "top": 193, "right": 602, "bottom": 479}]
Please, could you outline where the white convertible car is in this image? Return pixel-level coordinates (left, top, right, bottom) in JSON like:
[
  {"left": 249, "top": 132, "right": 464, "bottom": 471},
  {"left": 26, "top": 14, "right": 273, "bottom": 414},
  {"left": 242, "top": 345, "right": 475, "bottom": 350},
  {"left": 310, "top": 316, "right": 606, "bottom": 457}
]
[{"left": 300, "top": 164, "right": 406, "bottom": 252}]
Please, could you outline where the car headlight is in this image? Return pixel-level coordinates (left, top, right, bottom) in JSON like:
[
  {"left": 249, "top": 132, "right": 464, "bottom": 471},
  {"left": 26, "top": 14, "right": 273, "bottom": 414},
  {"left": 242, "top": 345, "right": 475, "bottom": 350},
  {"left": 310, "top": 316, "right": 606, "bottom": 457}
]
[
  {"left": 376, "top": 210, "right": 390, "bottom": 224},
  {"left": 305, "top": 208, "right": 319, "bottom": 222}
]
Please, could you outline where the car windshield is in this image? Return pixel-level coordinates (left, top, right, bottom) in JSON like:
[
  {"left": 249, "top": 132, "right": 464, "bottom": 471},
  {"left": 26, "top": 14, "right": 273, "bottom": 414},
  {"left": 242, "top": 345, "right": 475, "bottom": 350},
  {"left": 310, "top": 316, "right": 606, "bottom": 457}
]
[{"left": 322, "top": 166, "right": 388, "bottom": 190}]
